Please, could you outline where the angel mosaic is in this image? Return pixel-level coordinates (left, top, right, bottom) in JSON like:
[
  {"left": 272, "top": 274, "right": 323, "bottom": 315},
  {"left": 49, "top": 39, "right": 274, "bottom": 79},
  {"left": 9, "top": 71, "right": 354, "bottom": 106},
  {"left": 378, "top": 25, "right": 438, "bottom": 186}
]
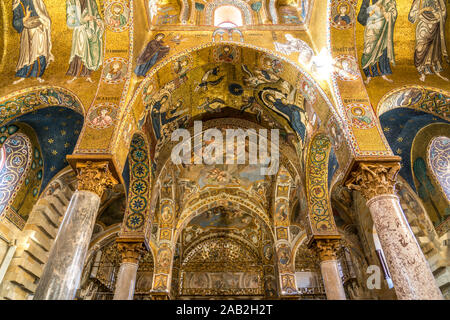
[{"left": 274, "top": 34, "right": 314, "bottom": 68}]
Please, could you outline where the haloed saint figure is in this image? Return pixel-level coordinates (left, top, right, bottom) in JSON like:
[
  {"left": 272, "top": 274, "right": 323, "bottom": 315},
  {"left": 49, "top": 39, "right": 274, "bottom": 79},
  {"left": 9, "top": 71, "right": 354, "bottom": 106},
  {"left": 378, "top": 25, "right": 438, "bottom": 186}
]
[
  {"left": 409, "top": 0, "right": 448, "bottom": 82},
  {"left": 66, "top": 0, "right": 104, "bottom": 83},
  {"left": 12, "top": 0, "right": 54, "bottom": 85},
  {"left": 357, "top": 0, "right": 397, "bottom": 84}
]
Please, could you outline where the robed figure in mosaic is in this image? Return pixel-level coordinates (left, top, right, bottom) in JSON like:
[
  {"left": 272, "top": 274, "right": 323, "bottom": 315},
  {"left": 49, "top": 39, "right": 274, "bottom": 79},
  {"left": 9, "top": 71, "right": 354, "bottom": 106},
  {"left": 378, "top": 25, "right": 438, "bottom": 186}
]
[
  {"left": 134, "top": 33, "right": 170, "bottom": 77},
  {"left": 66, "top": 0, "right": 104, "bottom": 83},
  {"left": 409, "top": 0, "right": 448, "bottom": 82},
  {"left": 12, "top": 0, "right": 54, "bottom": 85},
  {"left": 357, "top": 0, "right": 397, "bottom": 84}
]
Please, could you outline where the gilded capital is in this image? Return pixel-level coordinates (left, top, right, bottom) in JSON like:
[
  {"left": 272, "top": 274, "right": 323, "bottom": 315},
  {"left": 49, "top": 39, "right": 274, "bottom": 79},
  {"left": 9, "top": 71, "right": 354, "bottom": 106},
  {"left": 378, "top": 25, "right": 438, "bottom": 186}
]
[
  {"left": 312, "top": 238, "right": 341, "bottom": 261},
  {"left": 345, "top": 161, "right": 401, "bottom": 201},
  {"left": 76, "top": 161, "right": 118, "bottom": 197},
  {"left": 116, "top": 241, "right": 147, "bottom": 264}
]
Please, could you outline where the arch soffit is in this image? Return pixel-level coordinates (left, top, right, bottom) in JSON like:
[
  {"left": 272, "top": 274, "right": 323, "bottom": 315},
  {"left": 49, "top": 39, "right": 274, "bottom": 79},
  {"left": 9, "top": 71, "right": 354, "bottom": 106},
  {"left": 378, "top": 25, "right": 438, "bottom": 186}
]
[
  {"left": 125, "top": 42, "right": 343, "bottom": 134},
  {"left": 153, "top": 117, "right": 303, "bottom": 184},
  {"left": 377, "top": 86, "right": 450, "bottom": 122},
  {"left": 0, "top": 86, "right": 85, "bottom": 126},
  {"left": 175, "top": 192, "right": 275, "bottom": 243},
  {"left": 182, "top": 232, "right": 263, "bottom": 265}
]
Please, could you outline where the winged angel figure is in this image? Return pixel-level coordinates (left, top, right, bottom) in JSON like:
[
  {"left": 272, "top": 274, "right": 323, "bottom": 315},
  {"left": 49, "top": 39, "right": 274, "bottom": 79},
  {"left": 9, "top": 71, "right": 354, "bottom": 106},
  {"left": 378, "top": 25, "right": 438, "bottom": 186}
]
[{"left": 274, "top": 34, "right": 314, "bottom": 67}]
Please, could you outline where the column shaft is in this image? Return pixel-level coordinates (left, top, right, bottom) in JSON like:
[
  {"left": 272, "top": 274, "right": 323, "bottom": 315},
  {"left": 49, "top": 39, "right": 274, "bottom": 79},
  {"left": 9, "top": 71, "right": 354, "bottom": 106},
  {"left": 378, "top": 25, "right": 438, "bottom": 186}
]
[
  {"left": 321, "top": 259, "right": 346, "bottom": 300},
  {"left": 113, "top": 262, "right": 139, "bottom": 300},
  {"left": 367, "top": 194, "right": 443, "bottom": 299},
  {"left": 34, "top": 190, "right": 100, "bottom": 300},
  {"left": 346, "top": 161, "right": 443, "bottom": 300}
]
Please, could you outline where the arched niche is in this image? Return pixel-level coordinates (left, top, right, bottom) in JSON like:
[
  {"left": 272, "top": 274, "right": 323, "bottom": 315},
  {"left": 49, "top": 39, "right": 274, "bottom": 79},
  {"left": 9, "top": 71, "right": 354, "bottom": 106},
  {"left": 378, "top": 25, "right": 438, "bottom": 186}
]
[
  {"left": 379, "top": 108, "right": 450, "bottom": 198},
  {"left": 428, "top": 136, "right": 450, "bottom": 202},
  {"left": 411, "top": 123, "right": 450, "bottom": 233},
  {"left": 214, "top": 5, "right": 244, "bottom": 27},
  {"left": 176, "top": 204, "right": 277, "bottom": 298},
  {"left": 205, "top": 0, "right": 253, "bottom": 25},
  {"left": 0, "top": 123, "right": 44, "bottom": 229},
  {"left": 0, "top": 133, "right": 32, "bottom": 224},
  {"left": 292, "top": 235, "right": 325, "bottom": 298},
  {"left": 79, "top": 231, "right": 155, "bottom": 300}
]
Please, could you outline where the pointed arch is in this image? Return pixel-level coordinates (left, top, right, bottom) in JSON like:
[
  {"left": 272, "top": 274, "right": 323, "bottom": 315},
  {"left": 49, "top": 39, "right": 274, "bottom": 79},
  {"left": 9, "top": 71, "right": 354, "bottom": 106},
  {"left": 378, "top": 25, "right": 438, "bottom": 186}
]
[
  {"left": 305, "top": 132, "right": 339, "bottom": 236},
  {"left": 0, "top": 86, "right": 85, "bottom": 126}
]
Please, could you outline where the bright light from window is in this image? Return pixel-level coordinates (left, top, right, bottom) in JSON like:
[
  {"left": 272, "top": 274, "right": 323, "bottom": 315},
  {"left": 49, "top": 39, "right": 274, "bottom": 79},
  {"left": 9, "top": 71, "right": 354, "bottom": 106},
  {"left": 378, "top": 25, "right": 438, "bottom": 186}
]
[{"left": 214, "top": 5, "right": 243, "bottom": 28}]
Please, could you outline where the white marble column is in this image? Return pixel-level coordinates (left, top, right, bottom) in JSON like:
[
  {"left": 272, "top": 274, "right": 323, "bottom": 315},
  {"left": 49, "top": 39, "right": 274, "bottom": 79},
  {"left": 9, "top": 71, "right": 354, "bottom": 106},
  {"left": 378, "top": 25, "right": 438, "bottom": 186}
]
[
  {"left": 346, "top": 161, "right": 443, "bottom": 300},
  {"left": 321, "top": 259, "right": 346, "bottom": 300},
  {"left": 114, "top": 262, "right": 139, "bottom": 300},
  {"left": 367, "top": 194, "right": 443, "bottom": 299},
  {"left": 113, "top": 241, "right": 145, "bottom": 300},
  {"left": 34, "top": 161, "right": 117, "bottom": 300},
  {"left": 313, "top": 238, "right": 346, "bottom": 300}
]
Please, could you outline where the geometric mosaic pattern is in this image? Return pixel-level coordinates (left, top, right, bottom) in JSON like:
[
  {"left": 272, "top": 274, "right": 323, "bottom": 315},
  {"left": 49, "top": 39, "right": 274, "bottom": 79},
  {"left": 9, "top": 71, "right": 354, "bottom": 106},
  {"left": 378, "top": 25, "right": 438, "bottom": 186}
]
[{"left": 121, "top": 134, "right": 151, "bottom": 236}]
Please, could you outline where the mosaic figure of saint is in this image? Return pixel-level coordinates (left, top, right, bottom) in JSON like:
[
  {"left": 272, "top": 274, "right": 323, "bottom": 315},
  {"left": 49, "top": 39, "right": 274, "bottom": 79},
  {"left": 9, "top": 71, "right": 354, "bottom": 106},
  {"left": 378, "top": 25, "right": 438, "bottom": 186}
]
[
  {"left": 105, "top": 61, "right": 123, "bottom": 82},
  {"left": 135, "top": 33, "right": 170, "bottom": 77},
  {"left": 264, "top": 93, "right": 306, "bottom": 143},
  {"left": 150, "top": 95, "right": 182, "bottom": 140},
  {"left": 334, "top": 3, "right": 351, "bottom": 27},
  {"left": 108, "top": 3, "right": 127, "bottom": 28},
  {"left": 357, "top": 0, "right": 397, "bottom": 84},
  {"left": 66, "top": 0, "right": 105, "bottom": 83},
  {"left": 12, "top": 0, "right": 54, "bottom": 85},
  {"left": 409, "top": 0, "right": 448, "bottom": 82}
]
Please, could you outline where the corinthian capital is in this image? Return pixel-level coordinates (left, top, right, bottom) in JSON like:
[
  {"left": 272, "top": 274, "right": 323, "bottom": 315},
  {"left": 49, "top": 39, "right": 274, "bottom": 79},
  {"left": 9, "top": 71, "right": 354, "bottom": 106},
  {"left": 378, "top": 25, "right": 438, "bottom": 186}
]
[
  {"left": 345, "top": 161, "right": 401, "bottom": 201},
  {"left": 311, "top": 238, "right": 341, "bottom": 261},
  {"left": 76, "top": 161, "right": 118, "bottom": 197},
  {"left": 116, "top": 241, "right": 147, "bottom": 264}
]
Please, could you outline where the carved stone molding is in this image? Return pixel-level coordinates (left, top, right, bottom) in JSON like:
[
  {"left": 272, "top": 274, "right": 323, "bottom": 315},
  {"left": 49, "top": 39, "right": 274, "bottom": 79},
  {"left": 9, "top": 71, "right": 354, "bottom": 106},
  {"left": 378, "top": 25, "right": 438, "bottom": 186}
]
[
  {"left": 345, "top": 161, "right": 401, "bottom": 201},
  {"left": 116, "top": 241, "right": 147, "bottom": 264},
  {"left": 76, "top": 161, "right": 118, "bottom": 197},
  {"left": 310, "top": 238, "right": 341, "bottom": 261}
]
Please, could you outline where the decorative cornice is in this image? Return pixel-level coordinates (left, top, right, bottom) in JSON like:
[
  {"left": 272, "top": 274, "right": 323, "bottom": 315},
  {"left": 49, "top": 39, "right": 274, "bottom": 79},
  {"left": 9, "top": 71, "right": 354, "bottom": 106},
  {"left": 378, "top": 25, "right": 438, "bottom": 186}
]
[
  {"left": 310, "top": 237, "right": 341, "bottom": 261},
  {"left": 76, "top": 161, "right": 118, "bottom": 197},
  {"left": 116, "top": 241, "right": 147, "bottom": 264},
  {"left": 345, "top": 161, "right": 401, "bottom": 201}
]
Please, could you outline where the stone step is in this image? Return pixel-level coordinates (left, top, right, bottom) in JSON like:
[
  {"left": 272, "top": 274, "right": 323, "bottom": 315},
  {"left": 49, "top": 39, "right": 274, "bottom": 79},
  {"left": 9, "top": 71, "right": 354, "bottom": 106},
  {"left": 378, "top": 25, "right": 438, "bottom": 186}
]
[
  {"left": 55, "top": 189, "right": 71, "bottom": 206},
  {"left": 33, "top": 206, "right": 59, "bottom": 229},
  {"left": 21, "top": 228, "right": 52, "bottom": 252},
  {"left": 1, "top": 282, "right": 30, "bottom": 300},
  {"left": 16, "top": 255, "right": 44, "bottom": 279},
  {"left": 3, "top": 265, "right": 37, "bottom": 294},
  {"left": 417, "top": 235, "right": 431, "bottom": 245},
  {"left": 27, "top": 222, "right": 57, "bottom": 241},
  {"left": 24, "top": 242, "right": 48, "bottom": 265},
  {"left": 411, "top": 226, "right": 425, "bottom": 237},
  {"left": 24, "top": 224, "right": 54, "bottom": 242}
]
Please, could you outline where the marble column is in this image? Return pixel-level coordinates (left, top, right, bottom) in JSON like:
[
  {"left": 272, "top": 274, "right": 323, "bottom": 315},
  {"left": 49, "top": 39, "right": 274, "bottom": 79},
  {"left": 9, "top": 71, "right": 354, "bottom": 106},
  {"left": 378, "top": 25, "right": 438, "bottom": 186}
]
[
  {"left": 113, "top": 241, "right": 146, "bottom": 300},
  {"left": 313, "top": 238, "right": 346, "bottom": 300},
  {"left": 346, "top": 161, "right": 443, "bottom": 300},
  {"left": 34, "top": 161, "right": 117, "bottom": 300}
]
